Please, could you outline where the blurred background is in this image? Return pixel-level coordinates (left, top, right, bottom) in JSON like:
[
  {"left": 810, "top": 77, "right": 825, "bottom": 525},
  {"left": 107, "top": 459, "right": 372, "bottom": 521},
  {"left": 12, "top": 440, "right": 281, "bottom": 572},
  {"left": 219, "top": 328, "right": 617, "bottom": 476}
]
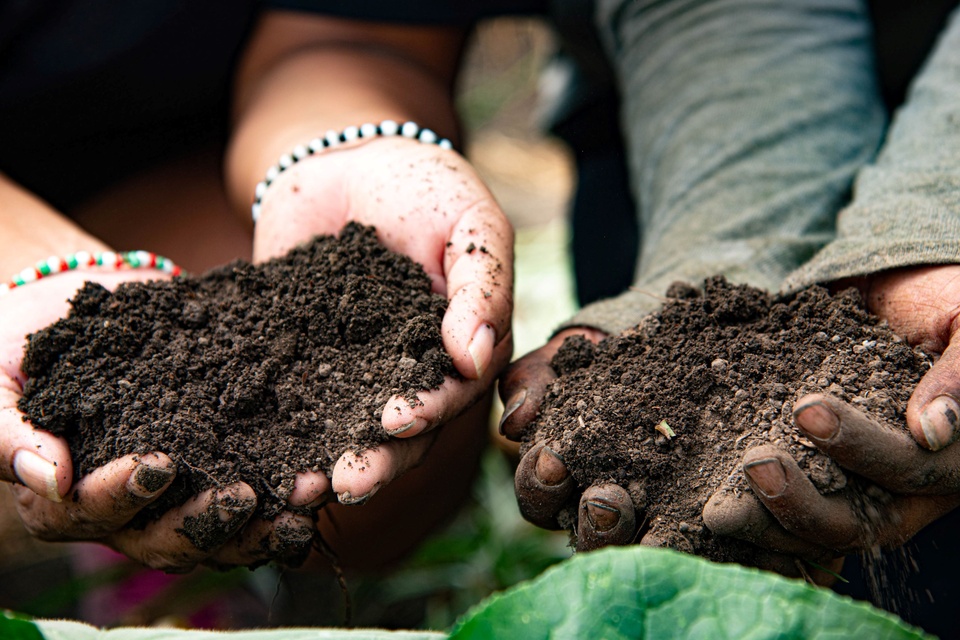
[{"left": 0, "top": 16, "right": 581, "bottom": 631}]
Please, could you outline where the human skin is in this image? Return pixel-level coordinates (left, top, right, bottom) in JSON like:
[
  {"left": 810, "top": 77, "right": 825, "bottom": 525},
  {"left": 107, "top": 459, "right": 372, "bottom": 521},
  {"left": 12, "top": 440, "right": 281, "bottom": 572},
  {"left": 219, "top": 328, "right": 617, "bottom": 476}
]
[
  {"left": 0, "top": 10, "right": 513, "bottom": 571},
  {"left": 501, "top": 265, "right": 960, "bottom": 583}
]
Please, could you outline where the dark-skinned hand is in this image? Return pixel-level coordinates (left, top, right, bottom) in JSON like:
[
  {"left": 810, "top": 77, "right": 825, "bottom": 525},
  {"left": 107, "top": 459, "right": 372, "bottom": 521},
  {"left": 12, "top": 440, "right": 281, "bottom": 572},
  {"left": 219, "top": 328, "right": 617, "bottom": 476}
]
[
  {"left": 704, "top": 265, "right": 960, "bottom": 580},
  {"left": 502, "top": 265, "right": 960, "bottom": 585},
  {"left": 499, "top": 327, "right": 646, "bottom": 551}
]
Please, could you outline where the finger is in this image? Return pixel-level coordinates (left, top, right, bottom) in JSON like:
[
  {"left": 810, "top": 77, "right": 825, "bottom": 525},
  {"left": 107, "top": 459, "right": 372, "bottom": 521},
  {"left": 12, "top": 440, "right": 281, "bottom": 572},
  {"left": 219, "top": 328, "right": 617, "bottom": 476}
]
[
  {"left": 441, "top": 201, "right": 514, "bottom": 380},
  {"left": 576, "top": 483, "right": 637, "bottom": 552},
  {"left": 13, "top": 453, "right": 175, "bottom": 540},
  {"left": 331, "top": 431, "right": 438, "bottom": 505},
  {"left": 907, "top": 339, "right": 960, "bottom": 451},
  {"left": 861, "top": 266, "right": 960, "bottom": 451},
  {"left": 497, "top": 328, "right": 606, "bottom": 442},
  {"left": 744, "top": 445, "right": 960, "bottom": 550},
  {"left": 702, "top": 482, "right": 836, "bottom": 560},
  {"left": 382, "top": 353, "right": 509, "bottom": 436},
  {"left": 105, "top": 483, "right": 256, "bottom": 573},
  {"left": 208, "top": 511, "right": 315, "bottom": 569},
  {"left": 514, "top": 442, "right": 575, "bottom": 529},
  {"left": 0, "top": 389, "right": 73, "bottom": 500},
  {"left": 742, "top": 446, "right": 875, "bottom": 552},
  {"left": 287, "top": 470, "right": 332, "bottom": 508},
  {"left": 793, "top": 394, "right": 960, "bottom": 494}
]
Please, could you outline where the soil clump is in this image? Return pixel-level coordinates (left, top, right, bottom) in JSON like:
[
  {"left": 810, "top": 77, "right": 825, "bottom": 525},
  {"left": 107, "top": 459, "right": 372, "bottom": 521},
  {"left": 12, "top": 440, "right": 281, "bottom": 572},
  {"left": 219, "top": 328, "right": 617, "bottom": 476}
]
[
  {"left": 19, "top": 223, "right": 456, "bottom": 530},
  {"left": 528, "top": 276, "right": 932, "bottom": 563}
]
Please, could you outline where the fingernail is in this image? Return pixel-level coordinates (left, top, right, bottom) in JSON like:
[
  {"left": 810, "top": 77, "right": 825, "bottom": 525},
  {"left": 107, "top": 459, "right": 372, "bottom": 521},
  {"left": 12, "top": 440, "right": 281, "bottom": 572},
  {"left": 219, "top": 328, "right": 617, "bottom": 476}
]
[
  {"left": 12, "top": 450, "right": 61, "bottom": 503},
  {"left": 128, "top": 460, "right": 175, "bottom": 498},
  {"left": 583, "top": 500, "right": 620, "bottom": 532},
  {"left": 216, "top": 491, "right": 255, "bottom": 523},
  {"left": 793, "top": 401, "right": 839, "bottom": 441},
  {"left": 467, "top": 323, "right": 495, "bottom": 379},
  {"left": 498, "top": 389, "right": 527, "bottom": 435},
  {"left": 386, "top": 419, "right": 420, "bottom": 436},
  {"left": 920, "top": 395, "right": 960, "bottom": 451},
  {"left": 744, "top": 458, "right": 787, "bottom": 498},
  {"left": 338, "top": 485, "right": 380, "bottom": 506},
  {"left": 534, "top": 446, "right": 568, "bottom": 486}
]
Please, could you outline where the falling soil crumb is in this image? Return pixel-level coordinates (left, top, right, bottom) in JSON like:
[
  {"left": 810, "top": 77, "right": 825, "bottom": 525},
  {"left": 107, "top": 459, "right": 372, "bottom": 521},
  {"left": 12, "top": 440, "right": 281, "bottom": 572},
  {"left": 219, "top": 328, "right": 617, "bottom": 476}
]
[
  {"left": 19, "top": 223, "right": 456, "bottom": 527},
  {"left": 526, "top": 276, "right": 933, "bottom": 563}
]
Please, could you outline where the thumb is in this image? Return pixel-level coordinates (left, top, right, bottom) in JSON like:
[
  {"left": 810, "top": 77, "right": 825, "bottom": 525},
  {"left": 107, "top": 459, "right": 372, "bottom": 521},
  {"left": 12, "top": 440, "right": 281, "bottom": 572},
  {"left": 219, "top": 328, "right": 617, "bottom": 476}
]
[
  {"left": 862, "top": 266, "right": 960, "bottom": 451},
  {"left": 907, "top": 338, "right": 960, "bottom": 451}
]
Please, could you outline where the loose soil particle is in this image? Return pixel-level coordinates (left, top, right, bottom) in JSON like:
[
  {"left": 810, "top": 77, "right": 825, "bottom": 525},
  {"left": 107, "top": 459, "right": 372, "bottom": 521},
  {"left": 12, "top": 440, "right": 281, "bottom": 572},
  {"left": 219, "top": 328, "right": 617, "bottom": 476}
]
[
  {"left": 19, "top": 223, "right": 457, "bottom": 528},
  {"left": 528, "top": 276, "right": 933, "bottom": 563}
]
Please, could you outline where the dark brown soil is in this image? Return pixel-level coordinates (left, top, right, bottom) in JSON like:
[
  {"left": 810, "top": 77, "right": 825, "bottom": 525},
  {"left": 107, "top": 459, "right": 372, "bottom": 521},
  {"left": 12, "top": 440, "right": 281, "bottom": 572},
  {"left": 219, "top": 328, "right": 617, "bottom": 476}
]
[
  {"left": 18, "top": 223, "right": 456, "bottom": 530},
  {"left": 528, "top": 276, "right": 932, "bottom": 562}
]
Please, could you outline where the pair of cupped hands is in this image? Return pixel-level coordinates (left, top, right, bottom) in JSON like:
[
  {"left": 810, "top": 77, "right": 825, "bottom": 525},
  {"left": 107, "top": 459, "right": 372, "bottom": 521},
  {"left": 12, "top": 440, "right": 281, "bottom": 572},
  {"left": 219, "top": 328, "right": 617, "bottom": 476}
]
[
  {"left": 3, "top": 138, "right": 960, "bottom": 578},
  {"left": 503, "top": 265, "right": 960, "bottom": 583}
]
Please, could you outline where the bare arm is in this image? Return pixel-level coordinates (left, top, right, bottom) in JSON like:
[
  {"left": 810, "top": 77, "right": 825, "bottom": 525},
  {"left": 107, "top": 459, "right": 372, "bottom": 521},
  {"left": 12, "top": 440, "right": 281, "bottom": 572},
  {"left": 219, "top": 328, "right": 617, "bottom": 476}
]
[
  {"left": 0, "top": 173, "right": 111, "bottom": 275},
  {"left": 226, "top": 11, "right": 467, "bottom": 218}
]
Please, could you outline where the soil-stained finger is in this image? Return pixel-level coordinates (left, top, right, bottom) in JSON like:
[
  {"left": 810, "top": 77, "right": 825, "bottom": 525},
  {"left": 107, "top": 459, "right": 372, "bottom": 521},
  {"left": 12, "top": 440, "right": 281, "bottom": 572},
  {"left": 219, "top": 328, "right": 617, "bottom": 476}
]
[
  {"left": 794, "top": 394, "right": 960, "bottom": 494},
  {"left": 287, "top": 470, "right": 332, "bottom": 508},
  {"left": 382, "top": 369, "right": 501, "bottom": 437},
  {"left": 105, "top": 483, "right": 256, "bottom": 573},
  {"left": 0, "top": 391, "right": 73, "bottom": 497},
  {"left": 514, "top": 442, "right": 575, "bottom": 529},
  {"left": 13, "top": 452, "right": 175, "bottom": 540},
  {"left": 441, "top": 203, "right": 514, "bottom": 380},
  {"left": 576, "top": 483, "right": 637, "bottom": 551},
  {"left": 208, "top": 511, "right": 315, "bottom": 569},
  {"left": 703, "top": 482, "right": 837, "bottom": 560},
  {"left": 497, "top": 328, "right": 606, "bottom": 442},
  {"left": 331, "top": 431, "right": 438, "bottom": 505},
  {"left": 906, "top": 339, "right": 960, "bottom": 451},
  {"left": 742, "top": 446, "right": 871, "bottom": 552}
]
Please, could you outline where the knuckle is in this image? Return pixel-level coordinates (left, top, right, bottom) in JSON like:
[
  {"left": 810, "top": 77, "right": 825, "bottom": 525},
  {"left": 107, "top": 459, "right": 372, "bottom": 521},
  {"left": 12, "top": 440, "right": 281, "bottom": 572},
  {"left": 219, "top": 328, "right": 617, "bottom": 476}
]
[{"left": 897, "top": 459, "right": 945, "bottom": 493}]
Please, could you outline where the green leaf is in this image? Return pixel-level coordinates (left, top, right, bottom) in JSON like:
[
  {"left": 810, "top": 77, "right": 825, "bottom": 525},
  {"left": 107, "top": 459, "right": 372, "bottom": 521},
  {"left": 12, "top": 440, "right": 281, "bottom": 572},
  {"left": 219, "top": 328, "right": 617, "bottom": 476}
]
[
  {"left": 448, "top": 546, "right": 933, "bottom": 640},
  {"left": 0, "top": 611, "right": 45, "bottom": 640}
]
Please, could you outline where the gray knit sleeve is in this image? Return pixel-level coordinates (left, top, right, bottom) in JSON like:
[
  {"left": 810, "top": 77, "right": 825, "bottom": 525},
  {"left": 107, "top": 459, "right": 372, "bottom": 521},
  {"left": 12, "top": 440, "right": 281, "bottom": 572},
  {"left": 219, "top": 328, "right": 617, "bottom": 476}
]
[
  {"left": 563, "top": 0, "right": 886, "bottom": 335},
  {"left": 784, "top": 6, "right": 960, "bottom": 290}
]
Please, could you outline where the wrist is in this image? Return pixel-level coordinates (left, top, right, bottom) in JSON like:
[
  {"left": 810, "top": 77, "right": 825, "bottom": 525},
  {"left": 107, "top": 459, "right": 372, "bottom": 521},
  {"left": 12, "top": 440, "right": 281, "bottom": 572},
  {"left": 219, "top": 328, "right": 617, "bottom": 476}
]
[{"left": 249, "top": 120, "right": 455, "bottom": 224}]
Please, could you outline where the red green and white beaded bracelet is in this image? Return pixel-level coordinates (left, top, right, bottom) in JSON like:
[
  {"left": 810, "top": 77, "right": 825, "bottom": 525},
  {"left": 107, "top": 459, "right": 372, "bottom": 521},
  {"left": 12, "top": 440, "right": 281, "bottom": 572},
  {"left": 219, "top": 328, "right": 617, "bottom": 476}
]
[
  {"left": 251, "top": 120, "right": 455, "bottom": 223},
  {"left": 0, "top": 250, "right": 182, "bottom": 295}
]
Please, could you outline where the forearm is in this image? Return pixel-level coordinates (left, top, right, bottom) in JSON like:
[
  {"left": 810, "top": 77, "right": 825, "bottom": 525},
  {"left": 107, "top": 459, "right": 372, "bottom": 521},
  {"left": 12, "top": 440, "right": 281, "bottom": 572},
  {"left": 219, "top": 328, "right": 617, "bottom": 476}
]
[
  {"left": 785, "top": 6, "right": 960, "bottom": 290},
  {"left": 0, "top": 174, "right": 111, "bottom": 276},
  {"left": 567, "top": 0, "right": 886, "bottom": 334},
  {"left": 225, "top": 11, "right": 466, "bottom": 218}
]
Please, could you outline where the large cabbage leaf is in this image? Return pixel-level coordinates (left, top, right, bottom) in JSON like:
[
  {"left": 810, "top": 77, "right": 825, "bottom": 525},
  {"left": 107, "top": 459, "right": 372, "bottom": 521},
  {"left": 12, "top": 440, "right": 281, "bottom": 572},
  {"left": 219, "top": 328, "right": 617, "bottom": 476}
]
[{"left": 449, "top": 546, "right": 932, "bottom": 639}]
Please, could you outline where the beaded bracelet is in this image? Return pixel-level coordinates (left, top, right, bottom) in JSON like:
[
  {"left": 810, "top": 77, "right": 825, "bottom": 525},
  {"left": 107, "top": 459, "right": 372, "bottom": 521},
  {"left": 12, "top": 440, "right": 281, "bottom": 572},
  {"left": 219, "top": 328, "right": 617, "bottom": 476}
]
[
  {"left": 251, "top": 120, "right": 454, "bottom": 223},
  {"left": 0, "top": 250, "right": 182, "bottom": 295}
]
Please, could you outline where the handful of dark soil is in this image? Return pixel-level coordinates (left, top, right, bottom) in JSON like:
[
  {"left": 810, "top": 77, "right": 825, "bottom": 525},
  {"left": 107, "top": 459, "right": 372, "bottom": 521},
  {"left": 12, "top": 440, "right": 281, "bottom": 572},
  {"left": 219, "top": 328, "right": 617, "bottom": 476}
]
[
  {"left": 19, "top": 223, "right": 456, "bottom": 522},
  {"left": 529, "top": 276, "right": 932, "bottom": 562}
]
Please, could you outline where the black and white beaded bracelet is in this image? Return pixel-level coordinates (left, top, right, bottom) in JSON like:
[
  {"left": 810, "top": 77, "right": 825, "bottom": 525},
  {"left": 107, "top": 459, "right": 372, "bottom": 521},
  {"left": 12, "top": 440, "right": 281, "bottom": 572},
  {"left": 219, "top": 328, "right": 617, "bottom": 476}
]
[{"left": 251, "top": 120, "right": 454, "bottom": 223}]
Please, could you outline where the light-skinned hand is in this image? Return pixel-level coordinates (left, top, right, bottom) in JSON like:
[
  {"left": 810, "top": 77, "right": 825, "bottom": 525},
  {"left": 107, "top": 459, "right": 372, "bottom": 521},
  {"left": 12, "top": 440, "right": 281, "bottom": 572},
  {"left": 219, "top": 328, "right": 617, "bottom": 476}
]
[
  {"left": 253, "top": 136, "right": 514, "bottom": 507},
  {"left": 2, "top": 271, "right": 314, "bottom": 572}
]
